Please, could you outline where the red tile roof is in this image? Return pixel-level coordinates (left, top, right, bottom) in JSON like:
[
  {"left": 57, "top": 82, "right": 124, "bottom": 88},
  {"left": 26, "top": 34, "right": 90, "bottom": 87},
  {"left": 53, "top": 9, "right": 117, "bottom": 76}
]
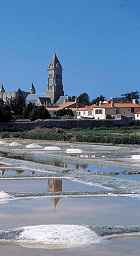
[
  {"left": 47, "top": 101, "right": 76, "bottom": 111},
  {"left": 75, "top": 102, "right": 140, "bottom": 111}
]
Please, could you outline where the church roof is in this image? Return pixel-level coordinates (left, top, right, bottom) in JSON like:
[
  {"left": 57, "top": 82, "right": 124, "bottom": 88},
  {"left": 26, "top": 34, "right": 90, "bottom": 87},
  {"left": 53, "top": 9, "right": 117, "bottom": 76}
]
[
  {"left": 46, "top": 101, "right": 76, "bottom": 111},
  {"left": 49, "top": 53, "right": 61, "bottom": 68},
  {"left": 39, "top": 97, "right": 51, "bottom": 105},
  {"left": 0, "top": 84, "right": 5, "bottom": 93},
  {"left": 55, "top": 96, "right": 68, "bottom": 105},
  {"left": 25, "top": 94, "right": 39, "bottom": 104}
]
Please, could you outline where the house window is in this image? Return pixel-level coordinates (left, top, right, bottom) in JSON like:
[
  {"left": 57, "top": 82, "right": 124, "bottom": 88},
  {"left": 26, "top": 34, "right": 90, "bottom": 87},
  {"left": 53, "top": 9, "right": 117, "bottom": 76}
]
[
  {"left": 95, "top": 109, "right": 102, "bottom": 114},
  {"left": 88, "top": 110, "right": 92, "bottom": 115},
  {"left": 131, "top": 108, "right": 134, "bottom": 113}
]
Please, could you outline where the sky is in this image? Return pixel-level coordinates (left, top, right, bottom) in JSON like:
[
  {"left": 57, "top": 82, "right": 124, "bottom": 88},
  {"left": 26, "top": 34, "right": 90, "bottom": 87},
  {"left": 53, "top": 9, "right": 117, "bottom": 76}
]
[{"left": 0, "top": 0, "right": 139, "bottom": 100}]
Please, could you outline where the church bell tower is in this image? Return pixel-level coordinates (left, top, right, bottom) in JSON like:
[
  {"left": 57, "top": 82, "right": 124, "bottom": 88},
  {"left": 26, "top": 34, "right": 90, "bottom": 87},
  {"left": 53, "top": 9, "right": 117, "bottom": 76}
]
[{"left": 47, "top": 53, "right": 64, "bottom": 104}]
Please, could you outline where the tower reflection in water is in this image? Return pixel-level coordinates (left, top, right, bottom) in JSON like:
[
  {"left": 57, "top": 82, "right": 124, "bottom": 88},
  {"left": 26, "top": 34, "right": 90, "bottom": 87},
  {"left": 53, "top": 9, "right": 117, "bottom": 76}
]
[{"left": 48, "top": 178, "right": 62, "bottom": 208}]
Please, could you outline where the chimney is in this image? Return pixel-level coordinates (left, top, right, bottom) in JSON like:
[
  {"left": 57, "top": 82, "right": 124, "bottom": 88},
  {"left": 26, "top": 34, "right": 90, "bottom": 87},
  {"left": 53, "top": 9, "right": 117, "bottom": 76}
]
[
  {"left": 132, "top": 99, "right": 136, "bottom": 104},
  {"left": 110, "top": 100, "right": 113, "bottom": 107}
]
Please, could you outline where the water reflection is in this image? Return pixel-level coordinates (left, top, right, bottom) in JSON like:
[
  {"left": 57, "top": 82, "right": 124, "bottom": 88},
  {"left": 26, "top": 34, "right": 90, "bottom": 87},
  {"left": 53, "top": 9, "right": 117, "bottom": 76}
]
[
  {"left": 0, "top": 170, "right": 5, "bottom": 176},
  {"left": 48, "top": 178, "right": 62, "bottom": 208},
  {"left": 16, "top": 170, "right": 24, "bottom": 175}
]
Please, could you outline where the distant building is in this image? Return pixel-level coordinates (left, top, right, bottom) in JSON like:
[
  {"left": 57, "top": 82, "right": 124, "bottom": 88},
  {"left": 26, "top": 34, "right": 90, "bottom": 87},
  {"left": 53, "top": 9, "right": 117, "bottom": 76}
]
[
  {"left": 30, "top": 83, "right": 36, "bottom": 94},
  {"left": 46, "top": 53, "right": 64, "bottom": 104},
  {"left": 25, "top": 82, "right": 51, "bottom": 107},
  {"left": 76, "top": 102, "right": 140, "bottom": 120},
  {"left": 0, "top": 53, "right": 66, "bottom": 108},
  {"left": 25, "top": 94, "right": 51, "bottom": 107},
  {"left": 0, "top": 84, "right": 29, "bottom": 105}
]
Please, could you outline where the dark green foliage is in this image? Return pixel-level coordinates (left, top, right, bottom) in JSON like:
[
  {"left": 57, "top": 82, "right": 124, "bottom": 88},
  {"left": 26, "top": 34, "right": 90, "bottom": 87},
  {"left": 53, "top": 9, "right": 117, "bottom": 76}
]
[
  {"left": 22, "top": 103, "right": 34, "bottom": 118},
  {"left": 68, "top": 96, "right": 76, "bottom": 101},
  {"left": 56, "top": 108, "right": 74, "bottom": 117},
  {"left": 11, "top": 91, "right": 25, "bottom": 116},
  {"left": 29, "top": 106, "right": 51, "bottom": 121},
  {"left": 0, "top": 105, "right": 12, "bottom": 122},
  {"left": 92, "top": 95, "right": 106, "bottom": 105},
  {"left": 1, "top": 127, "right": 140, "bottom": 144},
  {"left": 23, "top": 104, "right": 51, "bottom": 120},
  {"left": 121, "top": 91, "right": 139, "bottom": 103},
  {"left": 106, "top": 114, "right": 113, "bottom": 120},
  {"left": 77, "top": 93, "right": 90, "bottom": 105}
]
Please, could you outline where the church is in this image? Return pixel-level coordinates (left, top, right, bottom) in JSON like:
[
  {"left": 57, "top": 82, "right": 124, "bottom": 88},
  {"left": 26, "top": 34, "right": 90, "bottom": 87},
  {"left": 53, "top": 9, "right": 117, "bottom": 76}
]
[
  {"left": 0, "top": 53, "right": 65, "bottom": 107},
  {"left": 47, "top": 53, "right": 64, "bottom": 104}
]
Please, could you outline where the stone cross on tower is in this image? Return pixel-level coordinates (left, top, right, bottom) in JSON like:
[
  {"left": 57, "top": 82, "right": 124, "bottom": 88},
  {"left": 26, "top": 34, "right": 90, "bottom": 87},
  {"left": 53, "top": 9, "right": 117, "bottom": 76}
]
[{"left": 47, "top": 53, "right": 64, "bottom": 104}]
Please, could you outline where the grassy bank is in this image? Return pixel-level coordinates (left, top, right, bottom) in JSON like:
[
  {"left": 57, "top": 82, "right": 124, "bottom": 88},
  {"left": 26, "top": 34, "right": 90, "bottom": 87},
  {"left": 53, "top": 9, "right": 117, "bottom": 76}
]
[{"left": 0, "top": 127, "right": 140, "bottom": 144}]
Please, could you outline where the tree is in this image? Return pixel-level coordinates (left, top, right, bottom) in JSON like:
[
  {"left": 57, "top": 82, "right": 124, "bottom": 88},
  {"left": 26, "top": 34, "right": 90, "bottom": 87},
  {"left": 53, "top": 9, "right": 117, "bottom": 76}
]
[
  {"left": 77, "top": 93, "right": 90, "bottom": 105},
  {"left": 29, "top": 106, "right": 51, "bottom": 121},
  {"left": 56, "top": 108, "right": 74, "bottom": 117},
  {"left": 23, "top": 103, "right": 34, "bottom": 118},
  {"left": 121, "top": 91, "right": 139, "bottom": 103},
  {"left": 11, "top": 90, "right": 25, "bottom": 116},
  {"left": 92, "top": 95, "right": 105, "bottom": 105},
  {"left": 0, "top": 105, "right": 12, "bottom": 122}
]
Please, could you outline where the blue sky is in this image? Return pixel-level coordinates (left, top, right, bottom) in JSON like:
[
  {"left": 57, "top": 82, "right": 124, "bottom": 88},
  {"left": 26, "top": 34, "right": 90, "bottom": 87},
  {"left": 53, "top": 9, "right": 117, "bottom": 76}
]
[{"left": 0, "top": 0, "right": 139, "bottom": 100}]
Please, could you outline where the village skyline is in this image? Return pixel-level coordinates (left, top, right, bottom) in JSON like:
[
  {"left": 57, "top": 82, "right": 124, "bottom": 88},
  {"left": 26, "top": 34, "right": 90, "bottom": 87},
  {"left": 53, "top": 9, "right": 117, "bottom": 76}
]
[{"left": 0, "top": 52, "right": 139, "bottom": 105}]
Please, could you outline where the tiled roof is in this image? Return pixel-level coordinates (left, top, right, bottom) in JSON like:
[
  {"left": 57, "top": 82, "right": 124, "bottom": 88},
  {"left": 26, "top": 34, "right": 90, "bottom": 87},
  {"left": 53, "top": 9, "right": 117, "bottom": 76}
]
[
  {"left": 114, "top": 103, "right": 140, "bottom": 108},
  {"left": 47, "top": 101, "right": 76, "bottom": 111},
  {"left": 75, "top": 102, "right": 140, "bottom": 111},
  {"left": 76, "top": 105, "right": 96, "bottom": 111}
]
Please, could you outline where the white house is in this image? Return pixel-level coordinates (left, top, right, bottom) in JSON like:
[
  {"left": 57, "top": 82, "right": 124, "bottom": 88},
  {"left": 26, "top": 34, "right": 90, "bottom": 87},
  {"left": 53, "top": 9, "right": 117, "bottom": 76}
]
[
  {"left": 76, "top": 103, "right": 116, "bottom": 120},
  {"left": 134, "top": 112, "right": 140, "bottom": 120},
  {"left": 76, "top": 102, "right": 140, "bottom": 120},
  {"left": 76, "top": 106, "right": 95, "bottom": 119}
]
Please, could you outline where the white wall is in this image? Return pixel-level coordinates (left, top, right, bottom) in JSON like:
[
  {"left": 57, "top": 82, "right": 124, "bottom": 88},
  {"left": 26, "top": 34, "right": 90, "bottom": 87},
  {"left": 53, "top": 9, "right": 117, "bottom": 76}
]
[
  {"left": 76, "top": 110, "right": 94, "bottom": 119},
  {"left": 117, "top": 107, "right": 134, "bottom": 116},
  {"left": 93, "top": 108, "right": 106, "bottom": 120},
  {"left": 135, "top": 113, "right": 140, "bottom": 120}
]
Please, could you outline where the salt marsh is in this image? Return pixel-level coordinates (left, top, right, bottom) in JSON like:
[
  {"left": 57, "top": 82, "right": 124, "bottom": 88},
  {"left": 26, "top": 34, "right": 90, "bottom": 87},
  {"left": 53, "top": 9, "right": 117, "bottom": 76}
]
[{"left": 0, "top": 140, "right": 140, "bottom": 255}]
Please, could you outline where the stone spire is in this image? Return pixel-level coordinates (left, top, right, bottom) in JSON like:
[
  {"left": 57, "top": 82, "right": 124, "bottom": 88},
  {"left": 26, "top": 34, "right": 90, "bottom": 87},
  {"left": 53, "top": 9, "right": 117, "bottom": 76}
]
[
  {"left": 51, "top": 53, "right": 61, "bottom": 67},
  {"left": 47, "top": 53, "right": 64, "bottom": 104},
  {"left": 0, "top": 84, "right": 5, "bottom": 93},
  {"left": 30, "top": 83, "right": 36, "bottom": 94}
]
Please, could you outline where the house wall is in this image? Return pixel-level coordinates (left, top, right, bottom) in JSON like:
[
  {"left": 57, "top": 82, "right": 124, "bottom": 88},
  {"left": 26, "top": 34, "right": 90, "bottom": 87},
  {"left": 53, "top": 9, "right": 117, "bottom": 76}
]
[
  {"left": 76, "top": 106, "right": 140, "bottom": 120},
  {"left": 93, "top": 108, "right": 116, "bottom": 120},
  {"left": 93, "top": 108, "right": 106, "bottom": 120},
  {"left": 76, "top": 107, "right": 116, "bottom": 120},
  {"left": 76, "top": 110, "right": 94, "bottom": 119},
  {"left": 135, "top": 113, "right": 140, "bottom": 120},
  {"left": 116, "top": 107, "right": 134, "bottom": 116}
]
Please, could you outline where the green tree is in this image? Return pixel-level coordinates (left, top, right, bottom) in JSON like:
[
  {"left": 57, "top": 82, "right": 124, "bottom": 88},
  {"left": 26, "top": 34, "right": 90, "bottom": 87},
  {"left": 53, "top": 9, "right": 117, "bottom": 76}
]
[
  {"left": 92, "top": 95, "right": 105, "bottom": 105},
  {"left": 56, "top": 108, "right": 74, "bottom": 117},
  {"left": 29, "top": 106, "right": 51, "bottom": 121},
  {"left": 121, "top": 91, "right": 139, "bottom": 103},
  {"left": 23, "top": 103, "right": 34, "bottom": 118},
  {"left": 77, "top": 93, "right": 90, "bottom": 105},
  {"left": 11, "top": 90, "right": 25, "bottom": 116},
  {"left": 0, "top": 105, "right": 12, "bottom": 122}
]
